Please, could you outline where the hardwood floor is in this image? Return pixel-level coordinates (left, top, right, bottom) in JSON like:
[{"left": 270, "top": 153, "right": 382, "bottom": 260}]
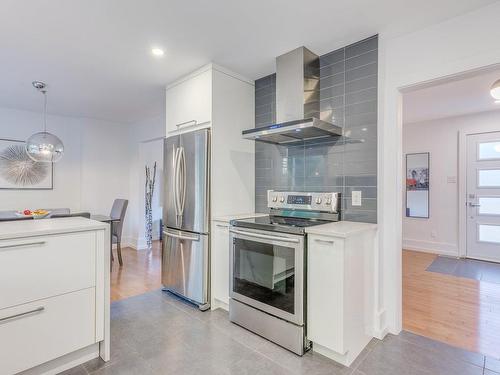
[
  {"left": 110, "top": 240, "right": 162, "bottom": 301},
  {"left": 403, "top": 249, "right": 500, "bottom": 358}
]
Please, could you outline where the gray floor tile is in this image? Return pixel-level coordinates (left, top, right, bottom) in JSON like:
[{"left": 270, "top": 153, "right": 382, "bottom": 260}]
[
  {"left": 63, "top": 289, "right": 493, "bottom": 375},
  {"left": 255, "top": 340, "right": 352, "bottom": 375},
  {"left": 398, "top": 331, "right": 485, "bottom": 367},
  {"left": 486, "top": 356, "right": 500, "bottom": 373},
  {"left": 90, "top": 357, "right": 153, "bottom": 375},
  {"left": 485, "top": 370, "right": 500, "bottom": 375},
  {"left": 58, "top": 365, "right": 88, "bottom": 375},
  {"left": 358, "top": 334, "right": 483, "bottom": 375}
]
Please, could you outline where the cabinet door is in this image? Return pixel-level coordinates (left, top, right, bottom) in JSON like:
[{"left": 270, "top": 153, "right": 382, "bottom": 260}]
[
  {"left": 212, "top": 221, "right": 230, "bottom": 306},
  {"left": 165, "top": 68, "right": 212, "bottom": 134},
  {"left": 0, "top": 288, "right": 96, "bottom": 375},
  {"left": 0, "top": 231, "right": 96, "bottom": 310},
  {"left": 307, "top": 234, "right": 346, "bottom": 354}
]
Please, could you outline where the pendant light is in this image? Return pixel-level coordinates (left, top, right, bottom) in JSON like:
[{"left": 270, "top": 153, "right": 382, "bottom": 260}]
[
  {"left": 491, "top": 79, "right": 500, "bottom": 100},
  {"left": 26, "top": 81, "right": 64, "bottom": 163}
]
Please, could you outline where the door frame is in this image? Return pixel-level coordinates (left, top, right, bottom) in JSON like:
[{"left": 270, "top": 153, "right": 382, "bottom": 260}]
[{"left": 458, "top": 128, "right": 500, "bottom": 258}]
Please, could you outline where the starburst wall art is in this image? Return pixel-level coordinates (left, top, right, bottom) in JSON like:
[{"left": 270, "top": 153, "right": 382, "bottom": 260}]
[{"left": 0, "top": 139, "right": 53, "bottom": 190}]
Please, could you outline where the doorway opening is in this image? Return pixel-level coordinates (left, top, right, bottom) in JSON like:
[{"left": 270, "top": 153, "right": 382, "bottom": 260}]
[
  {"left": 401, "top": 66, "right": 500, "bottom": 357},
  {"left": 110, "top": 137, "right": 164, "bottom": 301}
]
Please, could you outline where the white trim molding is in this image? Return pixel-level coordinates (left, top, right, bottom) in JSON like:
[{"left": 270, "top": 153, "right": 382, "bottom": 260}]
[{"left": 403, "top": 239, "right": 459, "bottom": 257}]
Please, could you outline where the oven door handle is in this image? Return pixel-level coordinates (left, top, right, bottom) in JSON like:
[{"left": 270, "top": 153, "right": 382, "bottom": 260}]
[{"left": 229, "top": 228, "right": 300, "bottom": 244}]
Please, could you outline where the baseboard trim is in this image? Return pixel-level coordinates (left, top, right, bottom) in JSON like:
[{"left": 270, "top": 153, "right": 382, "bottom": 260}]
[
  {"left": 403, "top": 239, "right": 458, "bottom": 257},
  {"left": 121, "top": 235, "right": 160, "bottom": 250}
]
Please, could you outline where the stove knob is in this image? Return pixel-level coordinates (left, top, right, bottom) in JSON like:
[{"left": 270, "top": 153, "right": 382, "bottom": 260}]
[
  {"left": 272, "top": 196, "right": 278, "bottom": 202},
  {"left": 280, "top": 196, "right": 285, "bottom": 203},
  {"left": 326, "top": 197, "right": 332, "bottom": 205},
  {"left": 315, "top": 197, "right": 322, "bottom": 204}
]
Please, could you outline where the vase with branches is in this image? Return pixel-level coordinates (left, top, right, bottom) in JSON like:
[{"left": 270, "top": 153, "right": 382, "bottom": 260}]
[{"left": 145, "top": 162, "right": 157, "bottom": 249}]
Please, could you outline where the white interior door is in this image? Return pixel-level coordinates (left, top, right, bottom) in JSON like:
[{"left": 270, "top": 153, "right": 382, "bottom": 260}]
[{"left": 466, "top": 131, "right": 500, "bottom": 262}]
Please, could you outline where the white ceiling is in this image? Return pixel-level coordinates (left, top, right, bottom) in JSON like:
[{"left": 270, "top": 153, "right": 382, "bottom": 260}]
[
  {"left": 403, "top": 67, "right": 500, "bottom": 124},
  {"left": 0, "top": 0, "right": 496, "bottom": 123}
]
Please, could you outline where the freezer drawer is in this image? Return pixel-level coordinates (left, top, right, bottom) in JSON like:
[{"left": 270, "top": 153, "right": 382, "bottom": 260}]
[{"left": 162, "top": 228, "right": 209, "bottom": 306}]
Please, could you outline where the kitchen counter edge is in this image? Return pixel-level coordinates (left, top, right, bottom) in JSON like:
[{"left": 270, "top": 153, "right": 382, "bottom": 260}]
[{"left": 305, "top": 221, "right": 377, "bottom": 238}]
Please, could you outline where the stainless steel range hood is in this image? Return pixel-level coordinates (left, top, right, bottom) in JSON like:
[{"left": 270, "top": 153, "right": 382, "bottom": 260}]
[{"left": 243, "top": 47, "right": 343, "bottom": 145}]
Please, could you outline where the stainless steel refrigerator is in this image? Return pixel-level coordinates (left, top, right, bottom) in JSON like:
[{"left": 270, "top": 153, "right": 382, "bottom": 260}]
[{"left": 162, "top": 128, "right": 210, "bottom": 310}]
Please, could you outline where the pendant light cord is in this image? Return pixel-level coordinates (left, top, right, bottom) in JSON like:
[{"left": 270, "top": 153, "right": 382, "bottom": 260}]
[{"left": 42, "top": 90, "right": 47, "bottom": 133}]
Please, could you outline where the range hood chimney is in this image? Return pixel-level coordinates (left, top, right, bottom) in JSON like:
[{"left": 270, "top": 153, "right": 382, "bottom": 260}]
[{"left": 243, "top": 47, "right": 343, "bottom": 145}]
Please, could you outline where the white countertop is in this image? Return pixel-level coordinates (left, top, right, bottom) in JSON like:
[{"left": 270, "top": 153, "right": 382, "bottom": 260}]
[
  {"left": 213, "top": 213, "right": 268, "bottom": 223},
  {"left": 0, "top": 217, "right": 109, "bottom": 240},
  {"left": 305, "top": 221, "right": 377, "bottom": 238}
]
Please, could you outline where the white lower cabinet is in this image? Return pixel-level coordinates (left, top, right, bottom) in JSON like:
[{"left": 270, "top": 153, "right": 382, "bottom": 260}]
[
  {"left": 306, "top": 224, "right": 376, "bottom": 367},
  {"left": 211, "top": 220, "right": 231, "bottom": 309},
  {"left": 0, "top": 220, "right": 110, "bottom": 375},
  {"left": 0, "top": 231, "right": 96, "bottom": 310},
  {"left": 0, "top": 288, "right": 96, "bottom": 375},
  {"left": 307, "top": 235, "right": 346, "bottom": 354}
]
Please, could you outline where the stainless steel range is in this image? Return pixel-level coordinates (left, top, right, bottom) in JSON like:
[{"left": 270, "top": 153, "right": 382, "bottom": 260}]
[{"left": 229, "top": 190, "right": 341, "bottom": 355}]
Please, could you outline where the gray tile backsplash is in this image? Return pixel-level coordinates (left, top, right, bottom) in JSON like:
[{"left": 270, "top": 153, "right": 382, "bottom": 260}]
[{"left": 254, "top": 36, "right": 378, "bottom": 223}]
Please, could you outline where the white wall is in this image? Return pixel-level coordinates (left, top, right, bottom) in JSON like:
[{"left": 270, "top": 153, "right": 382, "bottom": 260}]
[
  {"left": 378, "top": 2, "right": 500, "bottom": 336},
  {"left": 402, "top": 110, "right": 500, "bottom": 256},
  {"left": 0, "top": 107, "right": 129, "bottom": 217},
  {"left": 125, "top": 114, "right": 165, "bottom": 249},
  {"left": 0, "top": 107, "right": 165, "bottom": 250}
]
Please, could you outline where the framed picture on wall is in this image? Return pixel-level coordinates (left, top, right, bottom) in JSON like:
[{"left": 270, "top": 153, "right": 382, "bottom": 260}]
[
  {"left": 406, "top": 152, "right": 429, "bottom": 218},
  {"left": 0, "top": 138, "right": 53, "bottom": 190}
]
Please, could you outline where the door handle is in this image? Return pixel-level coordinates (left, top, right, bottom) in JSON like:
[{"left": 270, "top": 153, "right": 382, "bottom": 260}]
[
  {"left": 0, "top": 306, "right": 44, "bottom": 323},
  {"left": 163, "top": 230, "right": 199, "bottom": 242},
  {"left": 176, "top": 120, "right": 197, "bottom": 129},
  {"left": 314, "top": 238, "right": 335, "bottom": 245},
  {"left": 468, "top": 203, "right": 481, "bottom": 207},
  {"left": 229, "top": 229, "right": 300, "bottom": 243},
  {"left": 179, "top": 147, "right": 187, "bottom": 216},
  {"left": 173, "top": 147, "right": 181, "bottom": 216},
  {"left": 0, "top": 241, "right": 46, "bottom": 250}
]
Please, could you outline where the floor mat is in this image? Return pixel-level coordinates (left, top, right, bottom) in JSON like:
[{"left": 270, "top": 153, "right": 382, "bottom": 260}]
[{"left": 426, "top": 256, "right": 500, "bottom": 284}]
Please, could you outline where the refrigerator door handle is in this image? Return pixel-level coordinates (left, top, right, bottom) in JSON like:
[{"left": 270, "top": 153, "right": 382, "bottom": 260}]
[
  {"left": 173, "top": 147, "right": 181, "bottom": 217},
  {"left": 179, "top": 146, "right": 187, "bottom": 216},
  {"left": 163, "top": 230, "right": 200, "bottom": 242}
]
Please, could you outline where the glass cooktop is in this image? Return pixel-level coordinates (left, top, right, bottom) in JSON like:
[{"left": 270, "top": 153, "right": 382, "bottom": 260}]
[{"left": 230, "top": 215, "right": 331, "bottom": 235}]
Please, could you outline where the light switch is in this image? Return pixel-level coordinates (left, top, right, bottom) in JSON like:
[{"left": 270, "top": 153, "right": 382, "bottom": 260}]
[{"left": 352, "top": 191, "right": 362, "bottom": 206}]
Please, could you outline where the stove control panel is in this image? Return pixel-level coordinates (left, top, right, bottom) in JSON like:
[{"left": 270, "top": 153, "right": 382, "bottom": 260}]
[{"left": 267, "top": 190, "right": 340, "bottom": 213}]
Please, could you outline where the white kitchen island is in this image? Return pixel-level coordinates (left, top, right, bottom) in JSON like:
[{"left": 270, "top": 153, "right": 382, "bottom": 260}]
[{"left": 0, "top": 217, "right": 110, "bottom": 375}]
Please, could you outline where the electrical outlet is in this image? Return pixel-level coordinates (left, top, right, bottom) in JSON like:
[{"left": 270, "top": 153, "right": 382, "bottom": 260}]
[{"left": 352, "top": 191, "right": 362, "bottom": 206}]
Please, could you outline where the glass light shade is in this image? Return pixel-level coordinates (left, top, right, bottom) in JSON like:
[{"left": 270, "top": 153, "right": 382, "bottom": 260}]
[
  {"left": 491, "top": 79, "right": 500, "bottom": 100},
  {"left": 26, "top": 131, "right": 64, "bottom": 163}
]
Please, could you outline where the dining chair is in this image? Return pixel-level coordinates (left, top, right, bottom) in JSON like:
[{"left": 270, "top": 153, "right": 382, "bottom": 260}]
[{"left": 110, "top": 199, "right": 128, "bottom": 266}]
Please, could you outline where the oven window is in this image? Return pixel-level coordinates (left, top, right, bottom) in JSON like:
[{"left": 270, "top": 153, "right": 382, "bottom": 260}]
[{"left": 233, "top": 238, "right": 295, "bottom": 314}]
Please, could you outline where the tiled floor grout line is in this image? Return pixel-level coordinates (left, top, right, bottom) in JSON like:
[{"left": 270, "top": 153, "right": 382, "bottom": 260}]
[{"left": 348, "top": 340, "right": 380, "bottom": 373}]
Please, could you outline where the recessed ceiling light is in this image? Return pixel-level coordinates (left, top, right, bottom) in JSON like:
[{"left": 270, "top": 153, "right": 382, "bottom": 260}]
[
  {"left": 151, "top": 48, "right": 164, "bottom": 57},
  {"left": 490, "top": 79, "right": 500, "bottom": 99}
]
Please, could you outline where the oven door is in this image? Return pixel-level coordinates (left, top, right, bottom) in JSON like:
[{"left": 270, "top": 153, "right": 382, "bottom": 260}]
[{"left": 229, "top": 226, "right": 304, "bottom": 325}]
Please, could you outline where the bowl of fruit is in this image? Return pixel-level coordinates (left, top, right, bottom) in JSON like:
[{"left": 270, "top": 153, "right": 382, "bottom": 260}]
[{"left": 16, "top": 209, "right": 51, "bottom": 219}]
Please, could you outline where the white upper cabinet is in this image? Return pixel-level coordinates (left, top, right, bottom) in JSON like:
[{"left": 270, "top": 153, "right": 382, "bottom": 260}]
[{"left": 165, "top": 67, "right": 212, "bottom": 134}]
